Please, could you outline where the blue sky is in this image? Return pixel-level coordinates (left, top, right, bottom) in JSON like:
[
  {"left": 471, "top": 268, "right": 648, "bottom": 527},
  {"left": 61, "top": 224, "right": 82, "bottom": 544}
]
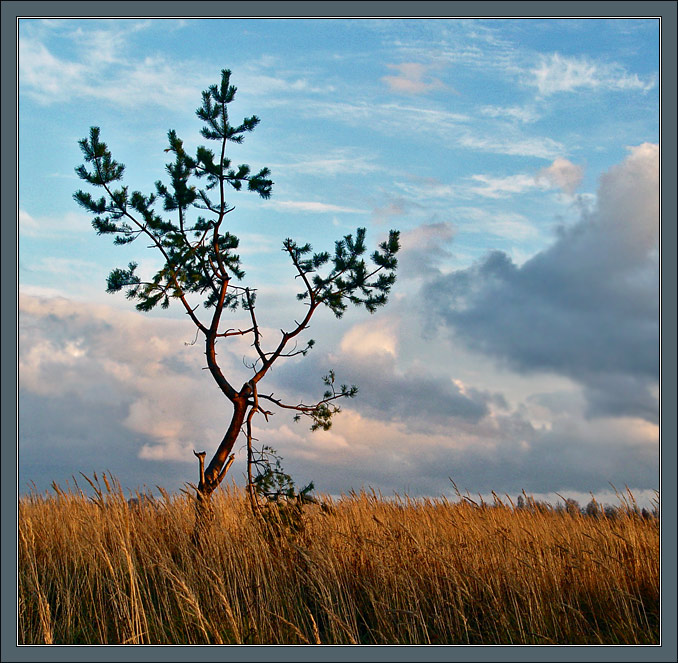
[{"left": 18, "top": 18, "right": 660, "bottom": 506}]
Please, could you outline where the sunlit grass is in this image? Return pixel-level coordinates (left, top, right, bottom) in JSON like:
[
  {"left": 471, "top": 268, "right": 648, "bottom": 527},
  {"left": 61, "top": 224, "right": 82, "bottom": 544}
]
[{"left": 18, "top": 476, "right": 659, "bottom": 645}]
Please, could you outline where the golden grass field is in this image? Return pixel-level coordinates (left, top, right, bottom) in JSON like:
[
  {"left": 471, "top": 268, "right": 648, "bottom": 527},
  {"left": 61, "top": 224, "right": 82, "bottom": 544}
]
[{"left": 18, "top": 477, "right": 659, "bottom": 645}]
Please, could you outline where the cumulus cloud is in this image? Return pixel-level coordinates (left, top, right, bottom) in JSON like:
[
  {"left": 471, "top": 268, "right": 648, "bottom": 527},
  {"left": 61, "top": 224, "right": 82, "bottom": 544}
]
[
  {"left": 18, "top": 294, "right": 237, "bottom": 475},
  {"left": 422, "top": 143, "right": 659, "bottom": 423},
  {"left": 340, "top": 319, "right": 398, "bottom": 358},
  {"left": 17, "top": 139, "right": 660, "bottom": 498},
  {"left": 269, "top": 329, "right": 499, "bottom": 435},
  {"left": 382, "top": 62, "right": 448, "bottom": 95},
  {"left": 18, "top": 286, "right": 658, "bottom": 500},
  {"left": 536, "top": 157, "right": 584, "bottom": 195}
]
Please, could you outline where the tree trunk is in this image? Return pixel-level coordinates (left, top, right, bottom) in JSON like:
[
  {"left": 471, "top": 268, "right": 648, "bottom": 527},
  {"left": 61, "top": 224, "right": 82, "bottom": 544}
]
[
  {"left": 191, "top": 489, "right": 214, "bottom": 547},
  {"left": 191, "top": 396, "right": 249, "bottom": 543},
  {"left": 204, "top": 396, "right": 249, "bottom": 487}
]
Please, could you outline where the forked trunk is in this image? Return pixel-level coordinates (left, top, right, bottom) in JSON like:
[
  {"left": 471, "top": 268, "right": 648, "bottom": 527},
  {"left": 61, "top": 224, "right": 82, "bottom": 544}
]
[{"left": 191, "top": 397, "right": 248, "bottom": 544}]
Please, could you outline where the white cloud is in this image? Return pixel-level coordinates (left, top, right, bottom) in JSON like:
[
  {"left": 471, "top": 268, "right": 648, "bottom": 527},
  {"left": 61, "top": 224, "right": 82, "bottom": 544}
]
[
  {"left": 19, "top": 38, "right": 87, "bottom": 101},
  {"left": 19, "top": 30, "right": 205, "bottom": 108},
  {"left": 19, "top": 209, "right": 40, "bottom": 236},
  {"left": 480, "top": 104, "right": 540, "bottom": 124},
  {"left": 459, "top": 133, "right": 566, "bottom": 160},
  {"left": 19, "top": 253, "right": 659, "bottom": 500},
  {"left": 371, "top": 197, "right": 419, "bottom": 225},
  {"left": 468, "top": 173, "right": 542, "bottom": 198},
  {"left": 138, "top": 439, "right": 197, "bottom": 462},
  {"left": 236, "top": 232, "right": 279, "bottom": 256},
  {"left": 306, "top": 100, "right": 470, "bottom": 139},
  {"left": 19, "top": 209, "right": 91, "bottom": 237},
  {"left": 395, "top": 158, "right": 582, "bottom": 205},
  {"left": 26, "top": 257, "right": 102, "bottom": 280},
  {"left": 468, "top": 158, "right": 584, "bottom": 198},
  {"left": 339, "top": 319, "right": 398, "bottom": 358},
  {"left": 531, "top": 53, "right": 656, "bottom": 96},
  {"left": 274, "top": 399, "right": 657, "bottom": 499}
]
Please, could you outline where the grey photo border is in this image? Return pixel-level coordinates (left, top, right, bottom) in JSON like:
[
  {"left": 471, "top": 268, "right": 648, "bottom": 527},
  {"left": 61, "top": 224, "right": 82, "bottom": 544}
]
[{"left": 2, "top": 2, "right": 676, "bottom": 661}]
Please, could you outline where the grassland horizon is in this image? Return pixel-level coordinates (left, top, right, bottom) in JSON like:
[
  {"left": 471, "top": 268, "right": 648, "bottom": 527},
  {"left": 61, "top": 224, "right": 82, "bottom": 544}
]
[{"left": 18, "top": 477, "right": 659, "bottom": 646}]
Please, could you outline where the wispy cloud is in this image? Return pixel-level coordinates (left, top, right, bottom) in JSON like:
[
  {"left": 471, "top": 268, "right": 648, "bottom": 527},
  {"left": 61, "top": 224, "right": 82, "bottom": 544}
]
[
  {"left": 267, "top": 200, "right": 367, "bottom": 214},
  {"left": 467, "top": 173, "right": 541, "bottom": 198},
  {"left": 479, "top": 104, "right": 541, "bottom": 124},
  {"left": 306, "top": 99, "right": 469, "bottom": 137},
  {"left": 530, "top": 53, "right": 656, "bottom": 96},
  {"left": 274, "top": 149, "right": 381, "bottom": 177},
  {"left": 453, "top": 208, "right": 540, "bottom": 241},
  {"left": 306, "top": 98, "right": 564, "bottom": 159},
  {"left": 19, "top": 209, "right": 90, "bottom": 237},
  {"left": 19, "top": 24, "right": 206, "bottom": 108},
  {"left": 459, "top": 133, "right": 566, "bottom": 160},
  {"left": 371, "top": 196, "right": 423, "bottom": 225},
  {"left": 469, "top": 158, "right": 583, "bottom": 198},
  {"left": 389, "top": 21, "right": 657, "bottom": 90},
  {"left": 393, "top": 156, "right": 583, "bottom": 204},
  {"left": 237, "top": 72, "right": 336, "bottom": 97}
]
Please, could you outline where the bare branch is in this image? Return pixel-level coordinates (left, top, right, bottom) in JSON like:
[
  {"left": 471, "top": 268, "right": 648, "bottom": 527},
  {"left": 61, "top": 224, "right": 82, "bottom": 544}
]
[
  {"left": 259, "top": 390, "right": 347, "bottom": 413},
  {"left": 285, "top": 241, "right": 316, "bottom": 303},
  {"left": 216, "top": 454, "right": 236, "bottom": 485},
  {"left": 244, "top": 288, "right": 268, "bottom": 366},
  {"left": 193, "top": 450, "right": 206, "bottom": 489},
  {"left": 216, "top": 326, "right": 256, "bottom": 338}
]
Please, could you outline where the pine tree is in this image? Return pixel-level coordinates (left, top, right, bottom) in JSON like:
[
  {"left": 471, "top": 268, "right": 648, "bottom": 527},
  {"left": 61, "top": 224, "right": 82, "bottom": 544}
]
[{"left": 74, "top": 69, "right": 400, "bottom": 532}]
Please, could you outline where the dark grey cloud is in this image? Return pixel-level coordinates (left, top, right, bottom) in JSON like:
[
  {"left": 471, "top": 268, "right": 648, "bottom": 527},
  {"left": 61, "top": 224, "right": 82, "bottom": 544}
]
[
  {"left": 422, "top": 144, "right": 659, "bottom": 423},
  {"left": 268, "top": 348, "right": 497, "bottom": 433},
  {"left": 18, "top": 390, "right": 190, "bottom": 496}
]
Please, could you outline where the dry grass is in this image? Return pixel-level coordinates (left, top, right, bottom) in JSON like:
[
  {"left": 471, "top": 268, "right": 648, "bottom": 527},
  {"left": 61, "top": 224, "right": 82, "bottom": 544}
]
[{"left": 18, "top": 476, "right": 659, "bottom": 645}]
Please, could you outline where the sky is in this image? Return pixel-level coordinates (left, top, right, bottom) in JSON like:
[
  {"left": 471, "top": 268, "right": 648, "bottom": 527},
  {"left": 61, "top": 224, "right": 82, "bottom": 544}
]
[{"left": 17, "top": 17, "right": 660, "bottom": 508}]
